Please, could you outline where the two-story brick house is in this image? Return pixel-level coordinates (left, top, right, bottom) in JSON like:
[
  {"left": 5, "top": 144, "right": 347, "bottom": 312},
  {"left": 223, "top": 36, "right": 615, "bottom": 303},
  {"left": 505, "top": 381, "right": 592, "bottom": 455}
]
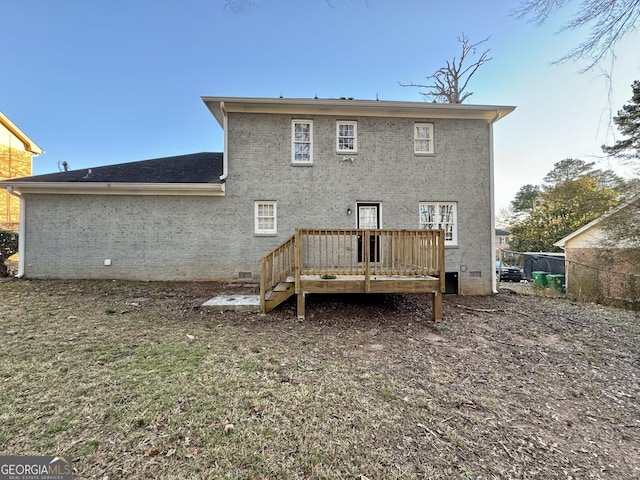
[
  {"left": 0, "top": 96, "right": 514, "bottom": 299},
  {"left": 0, "top": 112, "right": 43, "bottom": 231}
]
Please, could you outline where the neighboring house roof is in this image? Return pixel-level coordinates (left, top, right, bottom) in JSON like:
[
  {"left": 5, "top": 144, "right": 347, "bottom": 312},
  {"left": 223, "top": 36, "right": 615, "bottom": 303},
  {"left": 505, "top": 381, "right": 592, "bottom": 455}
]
[
  {"left": 0, "top": 152, "right": 225, "bottom": 196},
  {"left": 0, "top": 112, "right": 44, "bottom": 154},
  {"left": 202, "top": 96, "right": 516, "bottom": 128},
  {"left": 554, "top": 193, "right": 640, "bottom": 249},
  {"left": 495, "top": 229, "right": 510, "bottom": 236}
]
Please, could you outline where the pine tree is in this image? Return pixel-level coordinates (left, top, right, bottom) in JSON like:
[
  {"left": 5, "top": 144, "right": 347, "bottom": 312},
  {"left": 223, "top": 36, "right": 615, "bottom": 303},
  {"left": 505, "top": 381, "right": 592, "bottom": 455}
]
[{"left": 602, "top": 80, "right": 640, "bottom": 162}]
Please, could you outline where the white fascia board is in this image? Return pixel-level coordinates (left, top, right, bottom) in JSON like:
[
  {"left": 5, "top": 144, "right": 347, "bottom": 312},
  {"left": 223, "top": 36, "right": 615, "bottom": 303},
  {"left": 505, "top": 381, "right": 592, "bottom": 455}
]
[
  {"left": 0, "top": 112, "right": 44, "bottom": 154},
  {"left": 202, "top": 96, "right": 516, "bottom": 123},
  {"left": 0, "top": 182, "right": 225, "bottom": 196},
  {"left": 554, "top": 193, "right": 640, "bottom": 248},
  {"left": 554, "top": 220, "right": 600, "bottom": 248}
]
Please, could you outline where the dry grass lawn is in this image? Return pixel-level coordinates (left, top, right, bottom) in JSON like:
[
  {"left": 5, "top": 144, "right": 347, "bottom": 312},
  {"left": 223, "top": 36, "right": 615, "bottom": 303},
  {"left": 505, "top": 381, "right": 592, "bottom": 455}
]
[{"left": 0, "top": 279, "right": 638, "bottom": 479}]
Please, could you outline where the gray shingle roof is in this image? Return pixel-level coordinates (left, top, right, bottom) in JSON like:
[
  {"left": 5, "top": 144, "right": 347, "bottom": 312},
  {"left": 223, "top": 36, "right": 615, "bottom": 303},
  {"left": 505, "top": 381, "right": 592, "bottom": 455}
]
[{"left": 10, "top": 152, "right": 223, "bottom": 184}]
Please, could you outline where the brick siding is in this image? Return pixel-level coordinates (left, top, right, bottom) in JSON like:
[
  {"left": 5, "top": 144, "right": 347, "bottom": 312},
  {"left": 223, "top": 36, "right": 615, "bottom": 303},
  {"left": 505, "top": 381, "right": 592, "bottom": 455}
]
[{"left": 21, "top": 110, "right": 496, "bottom": 293}]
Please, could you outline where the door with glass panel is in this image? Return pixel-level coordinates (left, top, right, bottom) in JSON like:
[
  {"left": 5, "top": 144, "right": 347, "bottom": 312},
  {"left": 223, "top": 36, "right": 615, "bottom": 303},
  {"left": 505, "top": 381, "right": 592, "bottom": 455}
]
[{"left": 357, "top": 203, "right": 381, "bottom": 262}]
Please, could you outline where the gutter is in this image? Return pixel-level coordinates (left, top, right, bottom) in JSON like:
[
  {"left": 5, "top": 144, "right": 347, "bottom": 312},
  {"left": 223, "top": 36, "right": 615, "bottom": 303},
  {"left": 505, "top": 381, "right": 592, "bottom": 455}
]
[
  {"left": 6, "top": 187, "right": 25, "bottom": 278},
  {"left": 220, "top": 101, "right": 229, "bottom": 181},
  {"left": 0, "top": 182, "right": 225, "bottom": 196},
  {"left": 489, "top": 110, "right": 501, "bottom": 294},
  {"left": 203, "top": 96, "right": 517, "bottom": 122}
]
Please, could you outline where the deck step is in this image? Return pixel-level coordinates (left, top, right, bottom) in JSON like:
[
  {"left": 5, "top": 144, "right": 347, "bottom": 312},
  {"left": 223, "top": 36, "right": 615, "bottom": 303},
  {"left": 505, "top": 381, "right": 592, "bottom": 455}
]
[
  {"left": 273, "top": 281, "right": 294, "bottom": 292},
  {"left": 263, "top": 281, "right": 296, "bottom": 313}
]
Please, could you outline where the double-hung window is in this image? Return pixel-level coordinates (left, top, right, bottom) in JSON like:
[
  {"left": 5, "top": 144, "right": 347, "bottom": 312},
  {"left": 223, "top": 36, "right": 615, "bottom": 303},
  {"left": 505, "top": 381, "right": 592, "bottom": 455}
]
[
  {"left": 336, "top": 121, "right": 357, "bottom": 153},
  {"left": 414, "top": 123, "right": 434, "bottom": 154},
  {"left": 255, "top": 201, "right": 277, "bottom": 235},
  {"left": 292, "top": 120, "right": 313, "bottom": 164},
  {"left": 419, "top": 202, "right": 457, "bottom": 245}
]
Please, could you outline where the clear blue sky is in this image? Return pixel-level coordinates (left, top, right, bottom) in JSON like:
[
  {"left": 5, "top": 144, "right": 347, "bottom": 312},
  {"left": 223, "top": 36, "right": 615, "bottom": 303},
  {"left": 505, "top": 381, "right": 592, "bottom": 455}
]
[{"left": 3, "top": 0, "right": 639, "bottom": 212}]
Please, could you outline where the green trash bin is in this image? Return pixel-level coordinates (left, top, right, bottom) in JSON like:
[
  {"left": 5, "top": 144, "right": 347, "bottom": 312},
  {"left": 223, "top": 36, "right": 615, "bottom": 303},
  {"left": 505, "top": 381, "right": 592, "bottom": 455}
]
[
  {"left": 532, "top": 271, "right": 549, "bottom": 287},
  {"left": 546, "top": 274, "right": 565, "bottom": 292}
]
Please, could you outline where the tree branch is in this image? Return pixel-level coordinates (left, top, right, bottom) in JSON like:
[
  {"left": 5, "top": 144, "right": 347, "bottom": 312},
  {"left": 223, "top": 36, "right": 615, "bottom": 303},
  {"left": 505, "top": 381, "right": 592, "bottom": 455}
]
[
  {"left": 399, "top": 34, "right": 492, "bottom": 103},
  {"left": 514, "top": 0, "right": 640, "bottom": 71}
]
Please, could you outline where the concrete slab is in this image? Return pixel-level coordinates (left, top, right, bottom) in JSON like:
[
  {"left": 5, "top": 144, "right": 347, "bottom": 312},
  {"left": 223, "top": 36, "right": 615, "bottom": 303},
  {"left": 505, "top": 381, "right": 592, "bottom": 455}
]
[{"left": 202, "top": 294, "right": 260, "bottom": 312}]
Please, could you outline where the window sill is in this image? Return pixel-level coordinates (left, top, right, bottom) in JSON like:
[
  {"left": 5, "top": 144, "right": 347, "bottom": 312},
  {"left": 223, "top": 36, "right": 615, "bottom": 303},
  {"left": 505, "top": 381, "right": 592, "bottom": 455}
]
[
  {"left": 254, "top": 233, "right": 278, "bottom": 237},
  {"left": 336, "top": 151, "right": 358, "bottom": 155},
  {"left": 291, "top": 162, "right": 314, "bottom": 167},
  {"left": 414, "top": 152, "right": 435, "bottom": 157}
]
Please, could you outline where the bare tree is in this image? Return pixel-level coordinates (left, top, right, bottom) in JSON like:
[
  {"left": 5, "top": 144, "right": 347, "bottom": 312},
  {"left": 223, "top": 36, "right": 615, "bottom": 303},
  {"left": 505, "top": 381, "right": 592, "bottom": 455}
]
[
  {"left": 399, "top": 34, "right": 492, "bottom": 104},
  {"left": 514, "top": 0, "right": 640, "bottom": 71}
]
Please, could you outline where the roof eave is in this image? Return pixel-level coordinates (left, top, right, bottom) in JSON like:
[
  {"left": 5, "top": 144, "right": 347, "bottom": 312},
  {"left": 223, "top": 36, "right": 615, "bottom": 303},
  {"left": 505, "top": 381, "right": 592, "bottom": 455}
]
[
  {"left": 202, "top": 96, "right": 516, "bottom": 125},
  {"left": 0, "top": 112, "right": 44, "bottom": 155},
  {"left": 0, "top": 182, "right": 225, "bottom": 196},
  {"left": 555, "top": 193, "right": 640, "bottom": 248}
]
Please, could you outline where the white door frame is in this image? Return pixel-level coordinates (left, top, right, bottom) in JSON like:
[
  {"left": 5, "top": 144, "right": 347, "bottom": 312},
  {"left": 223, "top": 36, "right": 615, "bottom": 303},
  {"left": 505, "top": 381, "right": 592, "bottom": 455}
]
[{"left": 356, "top": 202, "right": 381, "bottom": 229}]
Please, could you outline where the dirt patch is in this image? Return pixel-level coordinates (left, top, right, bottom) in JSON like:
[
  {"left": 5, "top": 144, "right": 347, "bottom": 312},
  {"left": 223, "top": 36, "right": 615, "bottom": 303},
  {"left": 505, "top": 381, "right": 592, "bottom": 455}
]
[{"left": 0, "top": 280, "right": 638, "bottom": 479}]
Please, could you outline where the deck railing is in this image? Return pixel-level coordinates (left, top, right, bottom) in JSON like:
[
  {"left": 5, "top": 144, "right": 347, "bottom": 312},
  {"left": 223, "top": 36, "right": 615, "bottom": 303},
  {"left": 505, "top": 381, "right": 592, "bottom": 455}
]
[
  {"left": 259, "top": 235, "right": 296, "bottom": 310},
  {"left": 295, "top": 228, "right": 444, "bottom": 276},
  {"left": 260, "top": 228, "right": 445, "bottom": 315}
]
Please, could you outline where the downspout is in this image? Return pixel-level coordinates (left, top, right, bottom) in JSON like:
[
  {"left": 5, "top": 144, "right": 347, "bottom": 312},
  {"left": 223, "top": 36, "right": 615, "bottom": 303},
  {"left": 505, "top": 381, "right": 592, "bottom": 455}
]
[
  {"left": 489, "top": 111, "right": 500, "bottom": 294},
  {"left": 219, "top": 101, "right": 229, "bottom": 182},
  {"left": 6, "top": 187, "right": 25, "bottom": 278}
]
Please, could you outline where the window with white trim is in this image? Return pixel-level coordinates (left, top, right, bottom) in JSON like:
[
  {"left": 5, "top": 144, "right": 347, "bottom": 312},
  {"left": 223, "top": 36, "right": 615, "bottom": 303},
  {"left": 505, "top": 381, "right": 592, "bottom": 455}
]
[
  {"left": 336, "top": 121, "right": 357, "bottom": 153},
  {"left": 255, "top": 201, "right": 277, "bottom": 235},
  {"left": 414, "top": 123, "right": 434, "bottom": 154},
  {"left": 292, "top": 120, "right": 313, "bottom": 164},
  {"left": 419, "top": 202, "right": 457, "bottom": 245}
]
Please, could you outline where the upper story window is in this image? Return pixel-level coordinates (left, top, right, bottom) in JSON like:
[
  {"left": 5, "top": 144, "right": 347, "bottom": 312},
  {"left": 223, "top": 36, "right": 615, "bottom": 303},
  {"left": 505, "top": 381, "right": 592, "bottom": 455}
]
[
  {"left": 419, "top": 201, "right": 457, "bottom": 245},
  {"left": 292, "top": 120, "right": 313, "bottom": 164},
  {"left": 255, "top": 201, "right": 277, "bottom": 235},
  {"left": 414, "top": 123, "right": 434, "bottom": 154},
  {"left": 336, "top": 121, "right": 357, "bottom": 153}
]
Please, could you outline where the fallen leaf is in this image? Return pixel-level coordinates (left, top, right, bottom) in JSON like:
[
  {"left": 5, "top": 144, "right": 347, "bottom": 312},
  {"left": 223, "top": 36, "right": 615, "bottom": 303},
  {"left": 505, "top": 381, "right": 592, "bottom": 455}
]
[
  {"left": 165, "top": 448, "right": 176, "bottom": 457},
  {"left": 148, "top": 448, "right": 160, "bottom": 457},
  {"left": 186, "top": 334, "right": 196, "bottom": 341},
  {"left": 224, "top": 423, "right": 234, "bottom": 433},
  {"left": 185, "top": 447, "right": 199, "bottom": 458}
]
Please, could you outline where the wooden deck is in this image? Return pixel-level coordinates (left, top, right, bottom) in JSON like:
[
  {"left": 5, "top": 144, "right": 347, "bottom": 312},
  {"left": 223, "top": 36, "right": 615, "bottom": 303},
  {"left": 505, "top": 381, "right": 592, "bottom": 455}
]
[{"left": 260, "top": 229, "right": 445, "bottom": 321}]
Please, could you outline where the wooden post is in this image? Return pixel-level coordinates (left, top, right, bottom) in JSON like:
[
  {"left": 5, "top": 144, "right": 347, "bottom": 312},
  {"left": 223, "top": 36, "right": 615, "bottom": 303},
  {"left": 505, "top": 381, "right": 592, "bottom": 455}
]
[
  {"left": 431, "top": 290, "right": 442, "bottom": 322},
  {"left": 294, "top": 229, "right": 302, "bottom": 294},
  {"left": 438, "top": 230, "right": 445, "bottom": 294},
  {"left": 364, "top": 230, "right": 371, "bottom": 293},
  {"left": 297, "top": 292, "right": 306, "bottom": 320},
  {"left": 259, "top": 257, "right": 266, "bottom": 314}
]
